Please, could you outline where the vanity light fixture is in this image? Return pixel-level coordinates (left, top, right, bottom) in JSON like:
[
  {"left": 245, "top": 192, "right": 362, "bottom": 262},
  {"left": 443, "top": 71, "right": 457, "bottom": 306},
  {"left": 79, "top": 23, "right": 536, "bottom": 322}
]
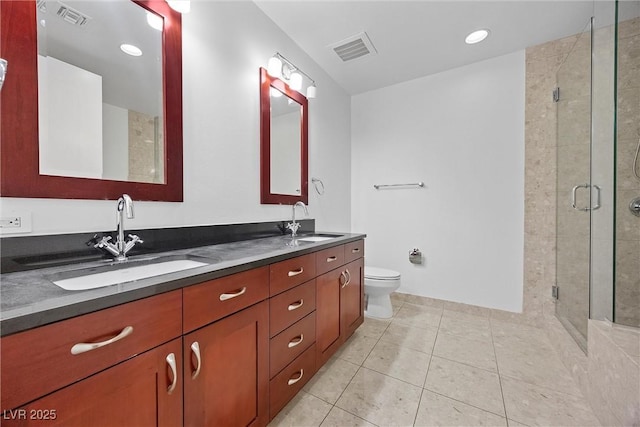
[
  {"left": 465, "top": 29, "right": 490, "bottom": 44},
  {"left": 167, "top": 0, "right": 190, "bottom": 14},
  {"left": 146, "top": 12, "right": 163, "bottom": 31},
  {"left": 120, "top": 43, "right": 142, "bottom": 57},
  {"left": 266, "top": 52, "right": 317, "bottom": 99}
]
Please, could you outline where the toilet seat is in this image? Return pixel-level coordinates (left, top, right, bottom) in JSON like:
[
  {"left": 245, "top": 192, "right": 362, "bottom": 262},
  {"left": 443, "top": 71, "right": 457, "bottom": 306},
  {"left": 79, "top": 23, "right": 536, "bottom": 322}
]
[{"left": 365, "top": 267, "right": 400, "bottom": 281}]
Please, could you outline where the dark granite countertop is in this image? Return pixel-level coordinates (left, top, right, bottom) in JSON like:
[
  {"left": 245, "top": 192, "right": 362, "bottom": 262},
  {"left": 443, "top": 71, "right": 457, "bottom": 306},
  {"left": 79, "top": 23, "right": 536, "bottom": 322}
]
[{"left": 0, "top": 232, "right": 365, "bottom": 337}]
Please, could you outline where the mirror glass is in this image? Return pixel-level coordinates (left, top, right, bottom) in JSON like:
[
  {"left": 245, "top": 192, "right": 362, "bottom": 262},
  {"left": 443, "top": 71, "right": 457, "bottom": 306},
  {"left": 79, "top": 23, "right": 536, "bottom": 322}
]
[
  {"left": 270, "top": 87, "right": 302, "bottom": 196},
  {"left": 36, "top": 0, "right": 164, "bottom": 184},
  {"left": 260, "top": 68, "right": 308, "bottom": 205}
]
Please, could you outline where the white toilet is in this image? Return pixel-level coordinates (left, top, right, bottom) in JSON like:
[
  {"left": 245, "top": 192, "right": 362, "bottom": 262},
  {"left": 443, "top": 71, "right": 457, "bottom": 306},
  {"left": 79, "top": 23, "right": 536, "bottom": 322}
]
[{"left": 364, "top": 267, "right": 401, "bottom": 319}]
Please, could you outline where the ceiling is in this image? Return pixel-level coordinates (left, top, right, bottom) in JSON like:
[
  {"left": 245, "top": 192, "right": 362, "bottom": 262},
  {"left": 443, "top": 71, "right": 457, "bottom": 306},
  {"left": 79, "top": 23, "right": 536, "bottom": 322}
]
[{"left": 254, "top": 1, "right": 596, "bottom": 95}]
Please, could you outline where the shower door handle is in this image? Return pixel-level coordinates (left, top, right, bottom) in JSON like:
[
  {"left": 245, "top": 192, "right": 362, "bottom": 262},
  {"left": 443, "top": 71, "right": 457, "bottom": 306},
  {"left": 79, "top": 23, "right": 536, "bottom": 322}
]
[
  {"left": 571, "top": 184, "right": 601, "bottom": 211},
  {"left": 571, "top": 184, "right": 590, "bottom": 211},
  {"left": 591, "top": 185, "right": 601, "bottom": 210}
]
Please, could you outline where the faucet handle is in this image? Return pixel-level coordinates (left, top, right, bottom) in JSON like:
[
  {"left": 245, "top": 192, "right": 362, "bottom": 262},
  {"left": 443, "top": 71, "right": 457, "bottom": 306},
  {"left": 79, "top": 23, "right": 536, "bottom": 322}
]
[
  {"left": 127, "top": 234, "right": 143, "bottom": 244},
  {"left": 286, "top": 222, "right": 301, "bottom": 236}
]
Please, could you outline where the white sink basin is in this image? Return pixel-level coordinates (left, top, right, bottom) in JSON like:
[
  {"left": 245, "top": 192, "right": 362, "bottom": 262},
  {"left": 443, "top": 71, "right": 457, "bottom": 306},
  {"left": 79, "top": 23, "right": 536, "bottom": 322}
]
[
  {"left": 296, "top": 234, "right": 343, "bottom": 243},
  {"left": 51, "top": 258, "right": 209, "bottom": 291}
]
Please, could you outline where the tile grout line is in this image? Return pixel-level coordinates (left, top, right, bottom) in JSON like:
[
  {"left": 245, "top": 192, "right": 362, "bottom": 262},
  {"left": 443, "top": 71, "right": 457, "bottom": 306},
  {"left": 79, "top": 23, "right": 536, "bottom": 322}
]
[
  {"left": 489, "top": 316, "right": 511, "bottom": 425},
  {"left": 413, "top": 304, "right": 444, "bottom": 426}
]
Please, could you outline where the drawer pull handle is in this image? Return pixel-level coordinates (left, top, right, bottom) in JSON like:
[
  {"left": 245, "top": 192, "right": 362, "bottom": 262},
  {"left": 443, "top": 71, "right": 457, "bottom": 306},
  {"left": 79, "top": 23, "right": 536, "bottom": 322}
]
[
  {"left": 288, "top": 267, "right": 304, "bottom": 277},
  {"left": 288, "top": 299, "right": 304, "bottom": 311},
  {"left": 326, "top": 256, "right": 337, "bottom": 262},
  {"left": 166, "top": 353, "right": 177, "bottom": 394},
  {"left": 352, "top": 248, "right": 361, "bottom": 253},
  {"left": 191, "top": 341, "right": 202, "bottom": 380},
  {"left": 70, "top": 325, "right": 133, "bottom": 355},
  {"left": 219, "top": 287, "right": 247, "bottom": 301},
  {"left": 287, "top": 369, "right": 304, "bottom": 386},
  {"left": 288, "top": 334, "right": 304, "bottom": 348}
]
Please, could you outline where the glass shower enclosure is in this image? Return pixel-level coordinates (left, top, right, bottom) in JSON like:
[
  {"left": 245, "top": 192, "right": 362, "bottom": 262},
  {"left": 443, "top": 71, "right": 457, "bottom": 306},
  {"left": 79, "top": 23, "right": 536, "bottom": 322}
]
[{"left": 555, "top": 0, "right": 640, "bottom": 350}]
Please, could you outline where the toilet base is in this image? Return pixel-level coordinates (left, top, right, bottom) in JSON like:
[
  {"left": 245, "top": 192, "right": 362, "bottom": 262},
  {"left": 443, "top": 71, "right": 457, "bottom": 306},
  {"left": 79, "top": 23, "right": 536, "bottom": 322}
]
[{"left": 364, "top": 293, "right": 393, "bottom": 319}]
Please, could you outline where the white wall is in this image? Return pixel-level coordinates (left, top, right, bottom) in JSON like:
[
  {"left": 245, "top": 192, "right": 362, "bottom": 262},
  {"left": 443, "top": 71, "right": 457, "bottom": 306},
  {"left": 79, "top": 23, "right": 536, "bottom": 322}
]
[
  {"left": 0, "top": 1, "right": 352, "bottom": 236},
  {"left": 37, "top": 55, "right": 103, "bottom": 179},
  {"left": 102, "top": 103, "right": 129, "bottom": 181},
  {"left": 351, "top": 51, "right": 525, "bottom": 312}
]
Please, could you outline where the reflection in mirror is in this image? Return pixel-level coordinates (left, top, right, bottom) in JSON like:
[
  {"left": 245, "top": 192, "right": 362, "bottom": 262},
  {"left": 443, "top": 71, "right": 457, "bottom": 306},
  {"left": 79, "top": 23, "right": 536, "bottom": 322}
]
[
  {"left": 260, "top": 67, "right": 308, "bottom": 205},
  {"left": 36, "top": 0, "right": 164, "bottom": 184},
  {"left": 270, "top": 87, "right": 302, "bottom": 196}
]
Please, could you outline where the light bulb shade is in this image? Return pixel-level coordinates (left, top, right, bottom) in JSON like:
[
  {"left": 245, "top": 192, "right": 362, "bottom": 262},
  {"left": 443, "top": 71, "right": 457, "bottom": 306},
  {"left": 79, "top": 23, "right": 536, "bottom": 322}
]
[
  {"left": 289, "top": 72, "right": 302, "bottom": 90},
  {"left": 306, "top": 84, "right": 317, "bottom": 99},
  {"left": 270, "top": 87, "right": 283, "bottom": 98},
  {"left": 167, "top": 0, "right": 190, "bottom": 14},
  {"left": 146, "top": 12, "right": 163, "bottom": 31},
  {"left": 267, "top": 56, "right": 282, "bottom": 78}
]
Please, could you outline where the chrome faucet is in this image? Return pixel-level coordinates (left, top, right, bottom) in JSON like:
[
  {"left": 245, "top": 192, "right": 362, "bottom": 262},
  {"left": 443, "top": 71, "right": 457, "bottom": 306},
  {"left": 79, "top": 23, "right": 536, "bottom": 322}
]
[
  {"left": 287, "top": 201, "right": 308, "bottom": 237},
  {"left": 94, "top": 194, "right": 143, "bottom": 262}
]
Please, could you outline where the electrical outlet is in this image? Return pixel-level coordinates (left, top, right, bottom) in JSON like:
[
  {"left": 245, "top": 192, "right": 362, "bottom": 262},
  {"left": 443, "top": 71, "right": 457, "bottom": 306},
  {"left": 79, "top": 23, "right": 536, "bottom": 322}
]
[
  {"left": 0, "top": 217, "right": 21, "bottom": 228},
  {"left": 0, "top": 212, "right": 32, "bottom": 234}
]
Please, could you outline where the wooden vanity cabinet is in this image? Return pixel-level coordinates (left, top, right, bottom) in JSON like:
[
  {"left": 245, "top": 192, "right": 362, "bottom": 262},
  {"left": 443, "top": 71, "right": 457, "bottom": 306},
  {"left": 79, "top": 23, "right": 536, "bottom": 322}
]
[
  {"left": 316, "top": 245, "right": 365, "bottom": 366},
  {"left": 3, "top": 339, "right": 183, "bottom": 427},
  {"left": 183, "top": 300, "right": 269, "bottom": 427},
  {"left": 0, "top": 238, "right": 365, "bottom": 427},
  {"left": 0, "top": 290, "right": 183, "bottom": 413}
]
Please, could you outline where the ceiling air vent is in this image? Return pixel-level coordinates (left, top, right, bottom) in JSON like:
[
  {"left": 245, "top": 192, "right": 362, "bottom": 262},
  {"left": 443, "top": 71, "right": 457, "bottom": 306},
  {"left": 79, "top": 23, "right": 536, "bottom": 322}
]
[
  {"left": 55, "top": 1, "right": 91, "bottom": 27},
  {"left": 330, "top": 32, "right": 377, "bottom": 62}
]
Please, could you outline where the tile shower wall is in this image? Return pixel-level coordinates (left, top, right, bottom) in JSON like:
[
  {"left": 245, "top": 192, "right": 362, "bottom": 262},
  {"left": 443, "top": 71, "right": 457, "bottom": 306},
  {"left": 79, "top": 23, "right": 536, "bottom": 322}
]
[
  {"left": 524, "top": 34, "right": 580, "bottom": 324},
  {"left": 615, "top": 15, "right": 640, "bottom": 328},
  {"left": 128, "top": 110, "right": 163, "bottom": 184}
]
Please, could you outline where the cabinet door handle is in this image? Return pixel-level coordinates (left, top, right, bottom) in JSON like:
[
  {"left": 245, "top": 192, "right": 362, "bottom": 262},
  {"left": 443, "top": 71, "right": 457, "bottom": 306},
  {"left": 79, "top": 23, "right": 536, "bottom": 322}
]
[
  {"left": 326, "top": 256, "right": 337, "bottom": 262},
  {"left": 287, "top": 369, "right": 304, "bottom": 386},
  {"left": 339, "top": 271, "right": 348, "bottom": 288},
  {"left": 288, "top": 334, "right": 304, "bottom": 348},
  {"left": 166, "top": 353, "right": 177, "bottom": 394},
  {"left": 219, "top": 287, "right": 247, "bottom": 301},
  {"left": 351, "top": 248, "right": 361, "bottom": 253},
  {"left": 191, "top": 341, "right": 202, "bottom": 380},
  {"left": 341, "top": 269, "right": 352, "bottom": 288},
  {"left": 288, "top": 267, "right": 304, "bottom": 277},
  {"left": 288, "top": 299, "right": 304, "bottom": 311},
  {"left": 70, "top": 325, "right": 133, "bottom": 355}
]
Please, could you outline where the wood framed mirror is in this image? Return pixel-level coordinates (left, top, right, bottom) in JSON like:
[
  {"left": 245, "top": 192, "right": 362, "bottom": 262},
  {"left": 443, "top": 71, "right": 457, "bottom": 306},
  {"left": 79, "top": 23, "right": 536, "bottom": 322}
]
[
  {"left": 0, "top": 0, "right": 183, "bottom": 201},
  {"left": 259, "top": 67, "right": 308, "bottom": 205}
]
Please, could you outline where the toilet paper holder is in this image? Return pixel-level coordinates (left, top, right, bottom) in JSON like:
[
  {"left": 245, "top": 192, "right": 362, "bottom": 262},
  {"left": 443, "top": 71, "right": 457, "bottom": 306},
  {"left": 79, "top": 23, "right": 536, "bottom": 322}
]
[{"left": 409, "top": 248, "right": 422, "bottom": 264}]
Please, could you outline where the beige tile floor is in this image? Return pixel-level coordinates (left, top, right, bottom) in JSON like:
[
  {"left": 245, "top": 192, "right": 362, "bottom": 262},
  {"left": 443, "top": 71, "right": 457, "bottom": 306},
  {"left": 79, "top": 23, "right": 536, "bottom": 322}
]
[{"left": 269, "top": 294, "right": 601, "bottom": 427}]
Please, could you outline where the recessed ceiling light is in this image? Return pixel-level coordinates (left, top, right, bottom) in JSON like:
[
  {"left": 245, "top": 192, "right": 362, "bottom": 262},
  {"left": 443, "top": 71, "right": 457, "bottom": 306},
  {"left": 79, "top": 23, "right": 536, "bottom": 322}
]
[
  {"left": 120, "top": 43, "right": 142, "bottom": 57},
  {"left": 465, "top": 29, "right": 490, "bottom": 45}
]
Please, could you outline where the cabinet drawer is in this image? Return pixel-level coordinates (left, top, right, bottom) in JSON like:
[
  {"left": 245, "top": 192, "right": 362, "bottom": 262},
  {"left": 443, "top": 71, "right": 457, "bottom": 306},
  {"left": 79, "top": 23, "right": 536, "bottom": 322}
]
[
  {"left": 183, "top": 266, "right": 269, "bottom": 333},
  {"left": 315, "top": 245, "right": 345, "bottom": 275},
  {"left": 269, "top": 343, "right": 316, "bottom": 419},
  {"left": 1, "top": 290, "right": 182, "bottom": 411},
  {"left": 270, "top": 312, "right": 316, "bottom": 378},
  {"left": 269, "top": 279, "right": 316, "bottom": 337},
  {"left": 270, "top": 253, "right": 316, "bottom": 296},
  {"left": 344, "top": 240, "right": 364, "bottom": 263}
]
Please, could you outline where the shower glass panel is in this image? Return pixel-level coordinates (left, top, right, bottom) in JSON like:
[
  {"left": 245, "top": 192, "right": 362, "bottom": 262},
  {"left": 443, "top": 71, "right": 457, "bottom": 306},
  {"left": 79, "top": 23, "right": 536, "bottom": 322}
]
[{"left": 555, "top": 20, "right": 593, "bottom": 350}]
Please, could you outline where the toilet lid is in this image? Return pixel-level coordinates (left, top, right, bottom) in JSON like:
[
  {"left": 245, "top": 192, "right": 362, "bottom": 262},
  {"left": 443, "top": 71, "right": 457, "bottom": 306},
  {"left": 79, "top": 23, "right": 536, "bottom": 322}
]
[{"left": 365, "top": 267, "right": 401, "bottom": 280}]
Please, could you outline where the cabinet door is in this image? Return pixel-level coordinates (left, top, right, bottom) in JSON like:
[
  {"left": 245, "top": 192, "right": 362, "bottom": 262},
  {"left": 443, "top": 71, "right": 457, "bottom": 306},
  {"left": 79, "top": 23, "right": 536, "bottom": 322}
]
[
  {"left": 2, "top": 339, "right": 182, "bottom": 427},
  {"left": 315, "top": 268, "right": 343, "bottom": 366},
  {"left": 184, "top": 301, "right": 269, "bottom": 427},
  {"left": 341, "top": 258, "right": 364, "bottom": 340}
]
